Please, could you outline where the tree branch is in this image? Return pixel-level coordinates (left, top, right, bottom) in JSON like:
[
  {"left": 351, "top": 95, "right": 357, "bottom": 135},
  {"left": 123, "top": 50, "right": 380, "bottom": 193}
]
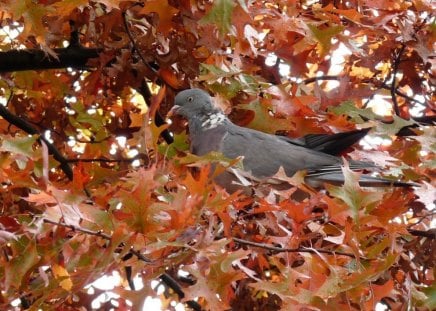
[
  {"left": 0, "top": 94, "right": 74, "bottom": 180},
  {"left": 0, "top": 47, "right": 101, "bottom": 73},
  {"left": 121, "top": 5, "right": 159, "bottom": 77},
  {"left": 65, "top": 156, "right": 143, "bottom": 164},
  {"left": 407, "top": 229, "right": 436, "bottom": 239},
  {"left": 390, "top": 44, "right": 406, "bottom": 116},
  {"left": 233, "top": 237, "right": 358, "bottom": 258},
  {"left": 43, "top": 218, "right": 112, "bottom": 240},
  {"left": 302, "top": 75, "right": 340, "bottom": 84}
]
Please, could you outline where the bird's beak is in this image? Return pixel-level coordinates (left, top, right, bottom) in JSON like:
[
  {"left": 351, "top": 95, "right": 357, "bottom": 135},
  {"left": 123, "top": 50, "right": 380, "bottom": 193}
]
[{"left": 167, "top": 105, "right": 181, "bottom": 118}]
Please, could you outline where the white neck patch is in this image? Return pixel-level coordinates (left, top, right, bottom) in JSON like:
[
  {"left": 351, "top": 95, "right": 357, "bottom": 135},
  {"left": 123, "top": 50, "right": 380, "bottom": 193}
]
[{"left": 201, "top": 112, "right": 226, "bottom": 129}]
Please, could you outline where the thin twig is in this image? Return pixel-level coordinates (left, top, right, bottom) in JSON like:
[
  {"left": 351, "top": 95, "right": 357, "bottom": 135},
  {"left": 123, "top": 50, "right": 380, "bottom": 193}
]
[
  {"left": 302, "top": 75, "right": 340, "bottom": 84},
  {"left": 380, "top": 82, "right": 426, "bottom": 106},
  {"left": 122, "top": 6, "right": 175, "bottom": 145},
  {"left": 66, "top": 157, "right": 141, "bottom": 163},
  {"left": 121, "top": 5, "right": 158, "bottom": 76},
  {"left": 43, "top": 218, "right": 112, "bottom": 240},
  {"left": 390, "top": 44, "right": 406, "bottom": 116},
  {"left": 233, "top": 237, "right": 358, "bottom": 258},
  {"left": 408, "top": 211, "right": 436, "bottom": 227},
  {"left": 303, "top": 73, "right": 427, "bottom": 108},
  {"left": 43, "top": 218, "right": 154, "bottom": 263},
  {"left": 129, "top": 248, "right": 152, "bottom": 263}
]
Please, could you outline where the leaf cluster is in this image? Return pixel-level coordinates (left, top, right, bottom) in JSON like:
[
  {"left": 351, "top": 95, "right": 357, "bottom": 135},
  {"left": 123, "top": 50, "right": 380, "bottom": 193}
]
[{"left": 0, "top": 0, "right": 434, "bottom": 310}]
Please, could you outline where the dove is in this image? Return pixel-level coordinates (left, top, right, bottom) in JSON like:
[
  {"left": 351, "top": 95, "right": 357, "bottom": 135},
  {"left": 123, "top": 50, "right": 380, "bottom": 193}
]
[{"left": 170, "top": 88, "right": 416, "bottom": 188}]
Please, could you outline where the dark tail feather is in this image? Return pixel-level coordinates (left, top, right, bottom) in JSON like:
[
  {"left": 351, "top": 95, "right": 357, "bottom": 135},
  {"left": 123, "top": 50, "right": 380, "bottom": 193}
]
[
  {"left": 306, "top": 172, "right": 419, "bottom": 187},
  {"left": 281, "top": 128, "right": 371, "bottom": 155},
  {"left": 301, "top": 128, "right": 371, "bottom": 155}
]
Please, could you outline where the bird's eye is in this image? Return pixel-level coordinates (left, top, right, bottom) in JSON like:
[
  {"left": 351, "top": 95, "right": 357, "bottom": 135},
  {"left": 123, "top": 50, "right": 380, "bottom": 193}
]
[{"left": 187, "top": 96, "right": 193, "bottom": 102}]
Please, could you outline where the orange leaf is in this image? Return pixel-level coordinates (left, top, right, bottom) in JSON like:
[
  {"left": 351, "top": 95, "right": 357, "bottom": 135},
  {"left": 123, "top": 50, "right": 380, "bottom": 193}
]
[
  {"left": 159, "top": 68, "right": 182, "bottom": 89},
  {"left": 140, "top": 0, "right": 178, "bottom": 35}
]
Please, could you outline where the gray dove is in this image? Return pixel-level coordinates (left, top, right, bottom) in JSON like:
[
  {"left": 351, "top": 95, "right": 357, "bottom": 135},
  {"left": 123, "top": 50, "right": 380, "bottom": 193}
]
[{"left": 170, "top": 88, "right": 416, "bottom": 188}]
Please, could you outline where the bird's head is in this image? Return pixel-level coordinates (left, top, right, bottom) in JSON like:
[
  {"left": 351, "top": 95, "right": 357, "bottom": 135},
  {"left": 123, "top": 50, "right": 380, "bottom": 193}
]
[{"left": 170, "top": 88, "right": 221, "bottom": 120}]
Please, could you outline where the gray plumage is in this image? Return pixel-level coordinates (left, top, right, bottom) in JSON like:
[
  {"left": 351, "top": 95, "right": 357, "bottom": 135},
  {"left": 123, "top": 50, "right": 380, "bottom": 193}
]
[{"left": 171, "top": 88, "right": 415, "bottom": 188}]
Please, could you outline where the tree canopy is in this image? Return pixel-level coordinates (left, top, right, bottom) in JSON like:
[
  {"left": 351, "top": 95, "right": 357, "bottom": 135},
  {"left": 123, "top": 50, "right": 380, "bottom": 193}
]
[{"left": 0, "top": 0, "right": 434, "bottom": 310}]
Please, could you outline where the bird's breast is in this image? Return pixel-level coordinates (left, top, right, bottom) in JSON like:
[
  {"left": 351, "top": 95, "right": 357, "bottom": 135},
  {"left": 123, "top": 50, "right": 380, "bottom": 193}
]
[{"left": 190, "top": 126, "right": 227, "bottom": 156}]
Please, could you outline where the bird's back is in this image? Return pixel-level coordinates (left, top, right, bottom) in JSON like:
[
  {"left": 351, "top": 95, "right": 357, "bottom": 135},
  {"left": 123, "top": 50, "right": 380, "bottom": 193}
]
[{"left": 219, "top": 122, "right": 343, "bottom": 178}]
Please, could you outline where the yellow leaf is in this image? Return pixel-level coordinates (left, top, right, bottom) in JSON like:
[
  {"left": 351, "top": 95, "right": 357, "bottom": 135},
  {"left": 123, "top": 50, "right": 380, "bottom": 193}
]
[
  {"left": 52, "top": 264, "right": 73, "bottom": 291},
  {"left": 8, "top": 0, "right": 54, "bottom": 41},
  {"left": 308, "top": 24, "right": 344, "bottom": 57},
  {"left": 350, "top": 65, "right": 374, "bottom": 78}
]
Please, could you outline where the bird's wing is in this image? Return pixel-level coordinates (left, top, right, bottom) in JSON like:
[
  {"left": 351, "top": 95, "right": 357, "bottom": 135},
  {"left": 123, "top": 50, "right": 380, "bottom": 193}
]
[
  {"left": 219, "top": 123, "right": 415, "bottom": 187},
  {"left": 221, "top": 123, "right": 343, "bottom": 178},
  {"left": 278, "top": 128, "right": 371, "bottom": 155}
]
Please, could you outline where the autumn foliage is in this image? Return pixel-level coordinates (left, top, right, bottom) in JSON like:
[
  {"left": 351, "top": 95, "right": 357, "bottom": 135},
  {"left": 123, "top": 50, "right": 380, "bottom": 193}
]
[{"left": 0, "top": 0, "right": 434, "bottom": 310}]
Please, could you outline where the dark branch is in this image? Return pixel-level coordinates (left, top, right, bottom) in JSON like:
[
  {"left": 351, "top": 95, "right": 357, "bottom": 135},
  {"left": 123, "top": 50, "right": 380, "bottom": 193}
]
[
  {"left": 302, "top": 75, "right": 340, "bottom": 84},
  {"left": 0, "top": 95, "right": 73, "bottom": 180},
  {"left": 65, "top": 156, "right": 142, "bottom": 163},
  {"left": 407, "top": 229, "right": 436, "bottom": 239},
  {"left": 121, "top": 6, "right": 158, "bottom": 76},
  {"left": 233, "top": 237, "right": 358, "bottom": 258},
  {"left": 390, "top": 44, "right": 406, "bottom": 116},
  {"left": 159, "top": 274, "right": 202, "bottom": 311},
  {"left": 122, "top": 8, "right": 174, "bottom": 145},
  {"left": 0, "top": 47, "right": 101, "bottom": 73}
]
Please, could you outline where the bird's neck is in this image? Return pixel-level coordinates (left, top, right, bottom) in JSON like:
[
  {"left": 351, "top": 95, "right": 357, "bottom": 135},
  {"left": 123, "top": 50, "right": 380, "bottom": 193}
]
[{"left": 189, "top": 111, "right": 227, "bottom": 133}]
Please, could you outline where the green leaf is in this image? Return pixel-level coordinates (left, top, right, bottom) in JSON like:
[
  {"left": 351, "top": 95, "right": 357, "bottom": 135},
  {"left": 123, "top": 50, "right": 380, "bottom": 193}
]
[
  {"left": 326, "top": 163, "right": 382, "bottom": 223},
  {"left": 329, "top": 101, "right": 377, "bottom": 122},
  {"left": 178, "top": 151, "right": 242, "bottom": 169},
  {"left": 158, "top": 132, "right": 189, "bottom": 158},
  {"left": 200, "top": 63, "right": 240, "bottom": 80},
  {"left": 237, "top": 99, "right": 294, "bottom": 134},
  {"left": 199, "top": 64, "right": 268, "bottom": 98},
  {"left": 200, "top": 0, "right": 236, "bottom": 35},
  {"left": 365, "top": 236, "right": 390, "bottom": 258},
  {"left": 5, "top": 237, "right": 40, "bottom": 290},
  {"left": 420, "top": 283, "right": 436, "bottom": 309},
  {"left": 0, "top": 135, "right": 38, "bottom": 157},
  {"left": 68, "top": 101, "right": 109, "bottom": 140},
  {"left": 308, "top": 24, "right": 344, "bottom": 56},
  {"left": 376, "top": 115, "right": 415, "bottom": 136}
]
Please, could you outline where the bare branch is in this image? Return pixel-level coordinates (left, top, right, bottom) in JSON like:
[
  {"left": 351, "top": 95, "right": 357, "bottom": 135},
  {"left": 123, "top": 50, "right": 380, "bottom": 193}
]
[
  {"left": 407, "top": 229, "right": 436, "bottom": 239},
  {"left": 302, "top": 75, "right": 340, "bottom": 84},
  {"left": 233, "top": 237, "right": 358, "bottom": 258},
  {"left": 65, "top": 156, "right": 144, "bottom": 164},
  {"left": 43, "top": 218, "right": 112, "bottom": 240}
]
